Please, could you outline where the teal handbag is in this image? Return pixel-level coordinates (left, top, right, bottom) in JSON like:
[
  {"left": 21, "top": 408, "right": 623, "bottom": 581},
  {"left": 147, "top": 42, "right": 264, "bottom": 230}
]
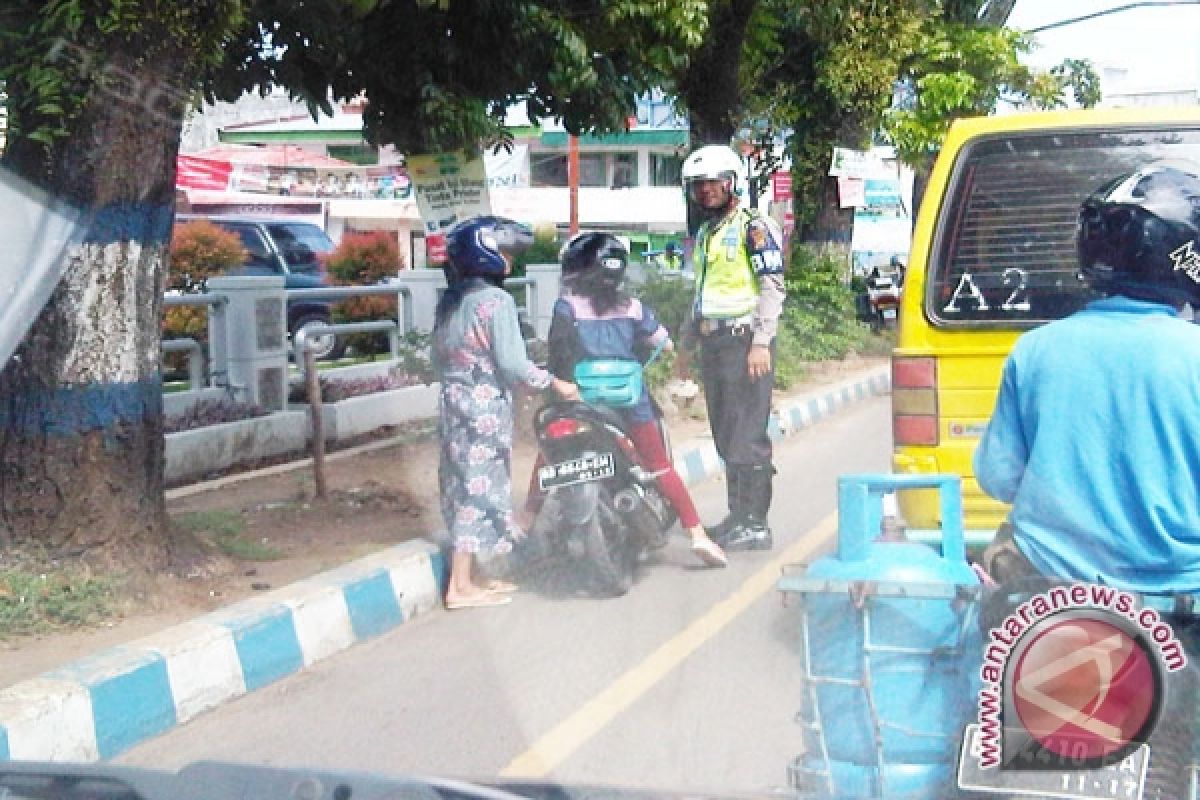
[{"left": 573, "top": 341, "right": 666, "bottom": 409}]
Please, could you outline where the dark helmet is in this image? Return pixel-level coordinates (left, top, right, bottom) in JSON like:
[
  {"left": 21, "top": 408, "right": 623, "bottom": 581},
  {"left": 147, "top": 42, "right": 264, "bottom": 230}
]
[
  {"left": 1077, "top": 164, "right": 1200, "bottom": 306},
  {"left": 444, "top": 216, "right": 533, "bottom": 286},
  {"left": 560, "top": 231, "right": 628, "bottom": 289}
]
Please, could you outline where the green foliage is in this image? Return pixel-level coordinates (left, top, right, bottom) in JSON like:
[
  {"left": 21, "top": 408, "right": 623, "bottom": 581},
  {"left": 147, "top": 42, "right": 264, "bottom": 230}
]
[
  {"left": 774, "top": 244, "right": 870, "bottom": 388},
  {"left": 628, "top": 268, "right": 692, "bottom": 393},
  {"left": 0, "top": 566, "right": 117, "bottom": 637},
  {"left": 1, "top": 1, "right": 244, "bottom": 170},
  {"left": 883, "top": 22, "right": 1103, "bottom": 164},
  {"left": 511, "top": 222, "right": 560, "bottom": 275},
  {"left": 629, "top": 267, "right": 694, "bottom": 341},
  {"left": 206, "top": 0, "right": 709, "bottom": 153},
  {"left": 740, "top": 0, "right": 928, "bottom": 234}
]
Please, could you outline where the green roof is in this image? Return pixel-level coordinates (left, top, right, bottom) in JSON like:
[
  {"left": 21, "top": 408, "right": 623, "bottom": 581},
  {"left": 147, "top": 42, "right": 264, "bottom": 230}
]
[{"left": 540, "top": 129, "right": 688, "bottom": 147}]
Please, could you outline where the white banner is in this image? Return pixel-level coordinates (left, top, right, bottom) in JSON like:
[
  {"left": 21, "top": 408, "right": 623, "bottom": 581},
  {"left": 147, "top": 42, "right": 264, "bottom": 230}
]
[
  {"left": 484, "top": 145, "right": 530, "bottom": 189},
  {"left": 829, "top": 147, "right": 886, "bottom": 179}
]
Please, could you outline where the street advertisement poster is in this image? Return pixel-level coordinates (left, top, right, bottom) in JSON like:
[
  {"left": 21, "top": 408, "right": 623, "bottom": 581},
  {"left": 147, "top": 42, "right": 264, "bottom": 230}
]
[
  {"left": 851, "top": 176, "right": 911, "bottom": 275},
  {"left": 177, "top": 154, "right": 412, "bottom": 199},
  {"left": 769, "top": 171, "right": 795, "bottom": 241},
  {"left": 829, "top": 147, "right": 885, "bottom": 178},
  {"left": 407, "top": 153, "right": 493, "bottom": 265}
]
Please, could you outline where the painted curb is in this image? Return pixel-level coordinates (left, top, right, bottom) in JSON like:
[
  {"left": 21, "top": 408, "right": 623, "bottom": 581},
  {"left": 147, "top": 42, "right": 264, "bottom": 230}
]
[
  {"left": 672, "top": 366, "right": 891, "bottom": 486},
  {"left": 0, "top": 365, "right": 888, "bottom": 764},
  {"left": 0, "top": 541, "right": 444, "bottom": 763}
]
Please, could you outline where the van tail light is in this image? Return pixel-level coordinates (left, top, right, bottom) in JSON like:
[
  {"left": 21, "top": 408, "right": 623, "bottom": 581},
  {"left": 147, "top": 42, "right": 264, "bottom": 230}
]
[
  {"left": 892, "top": 357, "right": 939, "bottom": 446},
  {"left": 544, "top": 418, "right": 591, "bottom": 439}
]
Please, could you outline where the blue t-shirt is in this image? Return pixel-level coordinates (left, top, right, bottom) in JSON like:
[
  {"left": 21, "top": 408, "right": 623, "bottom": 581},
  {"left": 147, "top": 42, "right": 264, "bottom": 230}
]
[
  {"left": 974, "top": 295, "right": 1200, "bottom": 592},
  {"left": 548, "top": 293, "right": 670, "bottom": 424}
]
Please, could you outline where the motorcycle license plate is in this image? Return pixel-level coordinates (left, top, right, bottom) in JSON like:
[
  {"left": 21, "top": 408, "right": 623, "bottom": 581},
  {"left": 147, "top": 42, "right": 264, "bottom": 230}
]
[
  {"left": 957, "top": 724, "right": 1147, "bottom": 799},
  {"left": 538, "top": 453, "right": 616, "bottom": 491},
  {"left": 882, "top": 308, "right": 897, "bottom": 319}
]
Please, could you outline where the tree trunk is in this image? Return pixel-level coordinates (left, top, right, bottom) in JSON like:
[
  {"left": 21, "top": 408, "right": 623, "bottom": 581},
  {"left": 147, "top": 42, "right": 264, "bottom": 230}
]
[
  {"left": 679, "top": 0, "right": 759, "bottom": 147},
  {"left": 794, "top": 111, "right": 878, "bottom": 247},
  {"left": 802, "top": 176, "right": 854, "bottom": 246},
  {"left": 0, "top": 50, "right": 184, "bottom": 566}
]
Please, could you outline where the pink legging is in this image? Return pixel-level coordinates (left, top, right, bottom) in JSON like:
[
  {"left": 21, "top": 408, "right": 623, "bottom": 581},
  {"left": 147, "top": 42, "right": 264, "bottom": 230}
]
[{"left": 525, "top": 419, "right": 701, "bottom": 529}]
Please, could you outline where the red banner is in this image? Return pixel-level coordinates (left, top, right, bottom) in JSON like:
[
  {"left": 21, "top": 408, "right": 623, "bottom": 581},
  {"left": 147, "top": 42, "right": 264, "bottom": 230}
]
[{"left": 176, "top": 155, "right": 233, "bottom": 191}]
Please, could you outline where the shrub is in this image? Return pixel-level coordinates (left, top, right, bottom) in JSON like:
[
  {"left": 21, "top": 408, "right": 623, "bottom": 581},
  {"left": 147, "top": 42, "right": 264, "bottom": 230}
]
[
  {"left": 164, "top": 398, "right": 268, "bottom": 434},
  {"left": 324, "top": 232, "right": 407, "bottom": 355},
  {"left": 168, "top": 220, "right": 248, "bottom": 292},
  {"left": 774, "top": 244, "right": 872, "bottom": 388},
  {"left": 629, "top": 266, "right": 693, "bottom": 340},
  {"left": 163, "top": 221, "right": 247, "bottom": 376}
]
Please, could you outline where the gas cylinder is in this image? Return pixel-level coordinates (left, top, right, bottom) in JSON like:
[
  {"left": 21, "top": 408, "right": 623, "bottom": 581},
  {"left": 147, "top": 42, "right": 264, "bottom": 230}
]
[{"left": 780, "top": 474, "right": 981, "bottom": 799}]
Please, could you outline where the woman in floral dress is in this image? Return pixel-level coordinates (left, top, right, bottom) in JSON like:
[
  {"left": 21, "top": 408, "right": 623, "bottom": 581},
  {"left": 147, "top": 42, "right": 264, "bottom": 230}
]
[{"left": 434, "top": 217, "right": 578, "bottom": 609}]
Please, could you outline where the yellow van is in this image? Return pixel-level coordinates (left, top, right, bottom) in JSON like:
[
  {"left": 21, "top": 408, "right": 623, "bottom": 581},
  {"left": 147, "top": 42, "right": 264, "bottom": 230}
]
[{"left": 892, "top": 106, "right": 1200, "bottom": 546}]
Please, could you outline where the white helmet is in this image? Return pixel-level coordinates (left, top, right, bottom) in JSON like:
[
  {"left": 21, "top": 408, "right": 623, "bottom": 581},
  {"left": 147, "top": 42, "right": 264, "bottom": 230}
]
[{"left": 681, "top": 145, "right": 743, "bottom": 197}]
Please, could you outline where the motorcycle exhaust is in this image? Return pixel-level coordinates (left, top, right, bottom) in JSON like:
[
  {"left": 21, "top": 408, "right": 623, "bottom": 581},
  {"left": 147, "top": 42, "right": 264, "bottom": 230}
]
[{"left": 613, "top": 489, "right": 642, "bottom": 514}]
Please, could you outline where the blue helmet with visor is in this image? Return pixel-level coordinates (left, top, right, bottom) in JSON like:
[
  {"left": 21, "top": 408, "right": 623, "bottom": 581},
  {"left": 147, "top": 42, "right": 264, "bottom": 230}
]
[{"left": 444, "top": 216, "right": 533, "bottom": 287}]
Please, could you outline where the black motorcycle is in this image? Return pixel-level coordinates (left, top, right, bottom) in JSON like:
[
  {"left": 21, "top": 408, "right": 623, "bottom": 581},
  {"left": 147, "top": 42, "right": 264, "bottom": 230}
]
[{"left": 531, "top": 401, "right": 677, "bottom": 596}]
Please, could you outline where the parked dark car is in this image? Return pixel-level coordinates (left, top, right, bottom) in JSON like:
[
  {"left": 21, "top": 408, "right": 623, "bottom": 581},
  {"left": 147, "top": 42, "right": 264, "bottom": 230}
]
[{"left": 174, "top": 214, "right": 344, "bottom": 360}]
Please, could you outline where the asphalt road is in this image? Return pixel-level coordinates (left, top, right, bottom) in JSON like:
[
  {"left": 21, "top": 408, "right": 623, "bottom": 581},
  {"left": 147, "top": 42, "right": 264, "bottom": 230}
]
[{"left": 121, "top": 396, "right": 892, "bottom": 796}]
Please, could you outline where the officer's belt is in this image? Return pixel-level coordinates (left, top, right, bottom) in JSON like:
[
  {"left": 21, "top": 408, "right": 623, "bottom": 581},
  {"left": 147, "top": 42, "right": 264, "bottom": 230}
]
[{"left": 697, "top": 315, "right": 754, "bottom": 337}]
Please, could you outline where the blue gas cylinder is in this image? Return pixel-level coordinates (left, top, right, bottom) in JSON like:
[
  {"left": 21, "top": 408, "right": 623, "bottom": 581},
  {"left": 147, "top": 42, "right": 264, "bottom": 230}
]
[{"left": 780, "top": 474, "right": 982, "bottom": 800}]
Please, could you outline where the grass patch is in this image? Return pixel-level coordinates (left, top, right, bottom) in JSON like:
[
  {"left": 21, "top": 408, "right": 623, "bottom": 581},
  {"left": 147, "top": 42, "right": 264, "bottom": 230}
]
[
  {"left": 175, "top": 510, "right": 283, "bottom": 561},
  {"left": 0, "top": 567, "right": 117, "bottom": 638}
]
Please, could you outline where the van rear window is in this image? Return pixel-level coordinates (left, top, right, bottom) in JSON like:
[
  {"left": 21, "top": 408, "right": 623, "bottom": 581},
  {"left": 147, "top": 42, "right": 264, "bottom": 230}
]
[{"left": 929, "top": 128, "right": 1200, "bottom": 327}]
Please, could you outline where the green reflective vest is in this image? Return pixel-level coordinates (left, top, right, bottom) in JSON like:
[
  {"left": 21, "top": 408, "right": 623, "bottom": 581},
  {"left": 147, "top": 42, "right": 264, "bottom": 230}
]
[{"left": 694, "top": 209, "right": 760, "bottom": 319}]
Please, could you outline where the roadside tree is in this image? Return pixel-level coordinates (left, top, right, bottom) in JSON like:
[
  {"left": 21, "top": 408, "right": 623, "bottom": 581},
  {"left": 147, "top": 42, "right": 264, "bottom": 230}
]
[{"left": 0, "top": 0, "right": 705, "bottom": 565}]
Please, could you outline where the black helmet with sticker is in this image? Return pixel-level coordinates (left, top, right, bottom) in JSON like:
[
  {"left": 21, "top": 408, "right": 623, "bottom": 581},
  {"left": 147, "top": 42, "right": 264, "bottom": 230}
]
[
  {"left": 559, "top": 231, "right": 628, "bottom": 290},
  {"left": 1077, "top": 163, "right": 1200, "bottom": 306}
]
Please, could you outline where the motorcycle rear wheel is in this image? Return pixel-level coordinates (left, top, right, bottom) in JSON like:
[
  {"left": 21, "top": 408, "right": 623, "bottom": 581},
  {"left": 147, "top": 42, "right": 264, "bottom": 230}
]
[{"left": 583, "top": 492, "right": 637, "bottom": 597}]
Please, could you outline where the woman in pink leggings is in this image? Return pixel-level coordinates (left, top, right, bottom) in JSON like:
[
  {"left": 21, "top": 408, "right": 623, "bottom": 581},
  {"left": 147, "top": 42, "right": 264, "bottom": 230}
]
[{"left": 520, "top": 233, "right": 726, "bottom": 568}]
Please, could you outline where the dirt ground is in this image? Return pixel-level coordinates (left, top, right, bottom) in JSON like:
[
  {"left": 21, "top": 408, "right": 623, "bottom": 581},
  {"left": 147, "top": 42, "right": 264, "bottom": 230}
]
[{"left": 0, "top": 355, "right": 885, "bottom": 688}]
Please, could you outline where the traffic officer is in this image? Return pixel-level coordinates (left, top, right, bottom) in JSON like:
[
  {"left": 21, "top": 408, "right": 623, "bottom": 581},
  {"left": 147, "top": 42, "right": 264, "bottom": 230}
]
[{"left": 677, "top": 144, "right": 786, "bottom": 551}]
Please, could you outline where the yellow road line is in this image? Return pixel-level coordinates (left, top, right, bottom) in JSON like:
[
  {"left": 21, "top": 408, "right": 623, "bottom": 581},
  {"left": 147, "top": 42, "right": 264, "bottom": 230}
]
[{"left": 499, "top": 511, "right": 839, "bottom": 778}]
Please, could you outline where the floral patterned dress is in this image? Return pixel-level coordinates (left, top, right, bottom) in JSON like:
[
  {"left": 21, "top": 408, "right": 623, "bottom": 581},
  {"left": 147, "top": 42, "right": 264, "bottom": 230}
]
[{"left": 433, "top": 286, "right": 552, "bottom": 557}]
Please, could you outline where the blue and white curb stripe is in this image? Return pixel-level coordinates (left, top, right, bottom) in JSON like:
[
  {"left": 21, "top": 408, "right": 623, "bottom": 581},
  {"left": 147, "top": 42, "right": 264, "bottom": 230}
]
[
  {"left": 0, "top": 540, "right": 444, "bottom": 762},
  {"left": 0, "top": 365, "right": 888, "bottom": 764},
  {"left": 672, "top": 366, "right": 890, "bottom": 486}
]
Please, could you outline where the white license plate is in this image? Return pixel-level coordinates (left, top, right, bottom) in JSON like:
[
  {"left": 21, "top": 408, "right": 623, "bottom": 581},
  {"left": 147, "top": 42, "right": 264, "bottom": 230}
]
[
  {"left": 882, "top": 308, "right": 897, "bottom": 319},
  {"left": 538, "top": 453, "right": 616, "bottom": 491},
  {"left": 957, "top": 724, "right": 1147, "bottom": 799}
]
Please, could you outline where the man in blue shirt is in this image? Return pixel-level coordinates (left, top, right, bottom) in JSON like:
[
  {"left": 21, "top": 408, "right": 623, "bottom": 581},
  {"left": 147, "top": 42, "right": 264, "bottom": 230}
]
[{"left": 975, "top": 164, "right": 1200, "bottom": 593}]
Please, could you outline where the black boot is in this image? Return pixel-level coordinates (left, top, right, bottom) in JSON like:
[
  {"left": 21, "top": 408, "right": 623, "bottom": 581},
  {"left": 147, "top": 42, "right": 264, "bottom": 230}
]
[
  {"left": 719, "top": 465, "right": 774, "bottom": 551},
  {"left": 708, "top": 466, "right": 745, "bottom": 539}
]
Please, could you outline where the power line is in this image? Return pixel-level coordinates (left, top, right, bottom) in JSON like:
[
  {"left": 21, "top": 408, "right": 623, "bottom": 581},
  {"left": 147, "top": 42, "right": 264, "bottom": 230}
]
[{"left": 1027, "top": 1, "right": 1200, "bottom": 33}]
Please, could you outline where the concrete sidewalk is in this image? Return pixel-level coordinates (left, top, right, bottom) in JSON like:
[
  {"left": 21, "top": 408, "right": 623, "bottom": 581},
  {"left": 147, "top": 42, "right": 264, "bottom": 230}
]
[{"left": 0, "top": 365, "right": 890, "bottom": 763}]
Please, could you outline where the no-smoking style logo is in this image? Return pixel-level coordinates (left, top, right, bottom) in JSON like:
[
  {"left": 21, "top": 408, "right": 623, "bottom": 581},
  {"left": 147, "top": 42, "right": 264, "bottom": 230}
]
[{"left": 1005, "top": 611, "right": 1162, "bottom": 768}]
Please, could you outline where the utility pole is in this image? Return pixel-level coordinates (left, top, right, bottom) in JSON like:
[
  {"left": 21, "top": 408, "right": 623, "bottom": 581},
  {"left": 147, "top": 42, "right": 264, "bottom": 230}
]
[{"left": 568, "top": 134, "right": 580, "bottom": 235}]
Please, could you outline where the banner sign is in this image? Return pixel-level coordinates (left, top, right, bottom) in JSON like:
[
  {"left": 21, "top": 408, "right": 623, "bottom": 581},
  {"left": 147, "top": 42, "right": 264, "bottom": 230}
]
[{"left": 408, "top": 153, "right": 493, "bottom": 265}]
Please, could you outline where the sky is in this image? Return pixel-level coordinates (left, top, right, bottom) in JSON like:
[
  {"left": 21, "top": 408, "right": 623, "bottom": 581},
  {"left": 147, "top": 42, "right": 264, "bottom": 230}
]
[{"left": 1007, "top": 0, "right": 1200, "bottom": 91}]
